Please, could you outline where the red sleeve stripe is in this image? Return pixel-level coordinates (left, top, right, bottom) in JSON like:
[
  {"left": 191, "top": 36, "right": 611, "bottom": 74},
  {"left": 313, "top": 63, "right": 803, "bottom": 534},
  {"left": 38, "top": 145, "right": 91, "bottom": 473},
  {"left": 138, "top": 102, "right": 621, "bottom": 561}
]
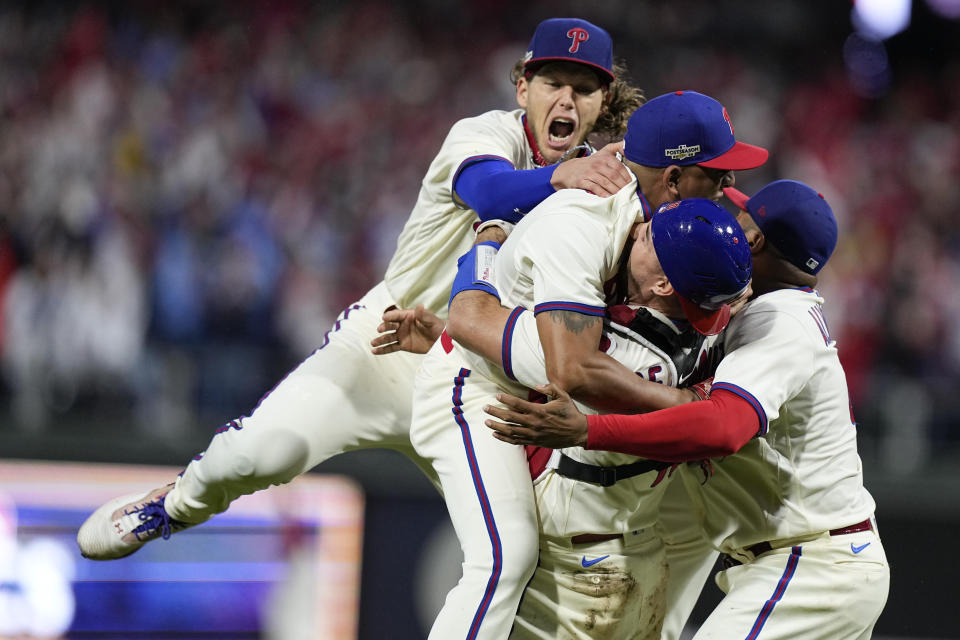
[{"left": 711, "top": 382, "right": 768, "bottom": 436}]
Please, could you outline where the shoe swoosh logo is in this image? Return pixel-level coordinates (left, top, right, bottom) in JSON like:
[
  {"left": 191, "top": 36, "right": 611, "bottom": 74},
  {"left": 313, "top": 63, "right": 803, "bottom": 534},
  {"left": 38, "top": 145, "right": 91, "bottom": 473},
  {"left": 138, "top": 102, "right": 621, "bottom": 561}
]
[
  {"left": 851, "top": 542, "right": 871, "bottom": 554},
  {"left": 580, "top": 554, "right": 610, "bottom": 568}
]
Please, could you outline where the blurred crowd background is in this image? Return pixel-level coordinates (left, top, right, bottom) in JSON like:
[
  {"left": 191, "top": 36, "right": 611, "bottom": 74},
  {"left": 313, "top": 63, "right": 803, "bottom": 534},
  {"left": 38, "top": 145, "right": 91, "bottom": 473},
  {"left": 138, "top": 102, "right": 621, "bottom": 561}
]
[
  {"left": 1, "top": 0, "right": 958, "bottom": 637},
  {"left": 2, "top": 0, "right": 958, "bottom": 474}
]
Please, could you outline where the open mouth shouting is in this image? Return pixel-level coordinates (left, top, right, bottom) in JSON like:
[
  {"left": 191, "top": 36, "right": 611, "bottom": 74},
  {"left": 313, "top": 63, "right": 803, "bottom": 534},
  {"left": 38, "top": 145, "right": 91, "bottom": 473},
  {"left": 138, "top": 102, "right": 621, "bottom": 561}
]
[
  {"left": 518, "top": 62, "right": 606, "bottom": 164},
  {"left": 546, "top": 117, "right": 577, "bottom": 153}
]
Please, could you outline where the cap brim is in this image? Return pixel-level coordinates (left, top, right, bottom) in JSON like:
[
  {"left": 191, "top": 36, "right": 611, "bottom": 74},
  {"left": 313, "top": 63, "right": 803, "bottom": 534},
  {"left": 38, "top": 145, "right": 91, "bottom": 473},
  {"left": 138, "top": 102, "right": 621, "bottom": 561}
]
[
  {"left": 525, "top": 57, "right": 615, "bottom": 84},
  {"left": 723, "top": 186, "right": 750, "bottom": 211},
  {"left": 677, "top": 295, "right": 731, "bottom": 336},
  {"left": 698, "top": 141, "right": 769, "bottom": 171}
]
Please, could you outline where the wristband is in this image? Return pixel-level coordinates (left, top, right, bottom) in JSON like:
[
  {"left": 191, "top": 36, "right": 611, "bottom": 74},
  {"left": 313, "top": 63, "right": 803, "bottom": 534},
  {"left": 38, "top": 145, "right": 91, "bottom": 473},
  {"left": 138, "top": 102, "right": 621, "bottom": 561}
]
[
  {"left": 449, "top": 241, "right": 501, "bottom": 307},
  {"left": 475, "top": 219, "right": 516, "bottom": 237}
]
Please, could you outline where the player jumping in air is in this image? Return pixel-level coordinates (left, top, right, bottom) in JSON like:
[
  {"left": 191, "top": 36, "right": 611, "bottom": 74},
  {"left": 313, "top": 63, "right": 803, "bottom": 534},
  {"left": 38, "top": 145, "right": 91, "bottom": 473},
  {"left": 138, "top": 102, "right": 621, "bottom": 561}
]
[{"left": 77, "top": 18, "right": 643, "bottom": 559}]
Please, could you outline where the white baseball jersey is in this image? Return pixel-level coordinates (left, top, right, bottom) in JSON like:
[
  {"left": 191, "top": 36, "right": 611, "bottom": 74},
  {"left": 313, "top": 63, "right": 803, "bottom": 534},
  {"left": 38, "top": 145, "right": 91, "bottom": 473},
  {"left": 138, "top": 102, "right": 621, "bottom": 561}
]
[
  {"left": 455, "top": 174, "right": 653, "bottom": 392},
  {"left": 683, "top": 287, "right": 889, "bottom": 640},
  {"left": 689, "top": 288, "right": 876, "bottom": 554},
  {"left": 494, "top": 182, "right": 649, "bottom": 317},
  {"left": 385, "top": 109, "right": 540, "bottom": 318}
]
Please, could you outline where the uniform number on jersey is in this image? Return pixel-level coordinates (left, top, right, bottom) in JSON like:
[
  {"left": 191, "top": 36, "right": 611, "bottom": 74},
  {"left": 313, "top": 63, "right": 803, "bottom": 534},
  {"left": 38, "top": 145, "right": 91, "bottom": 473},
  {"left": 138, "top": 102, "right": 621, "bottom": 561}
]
[{"left": 635, "top": 365, "right": 663, "bottom": 384}]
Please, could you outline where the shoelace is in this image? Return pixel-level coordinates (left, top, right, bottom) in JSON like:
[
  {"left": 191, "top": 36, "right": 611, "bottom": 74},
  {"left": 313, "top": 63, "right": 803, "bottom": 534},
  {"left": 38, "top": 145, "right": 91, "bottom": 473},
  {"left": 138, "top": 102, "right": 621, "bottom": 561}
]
[{"left": 131, "top": 497, "right": 183, "bottom": 541}]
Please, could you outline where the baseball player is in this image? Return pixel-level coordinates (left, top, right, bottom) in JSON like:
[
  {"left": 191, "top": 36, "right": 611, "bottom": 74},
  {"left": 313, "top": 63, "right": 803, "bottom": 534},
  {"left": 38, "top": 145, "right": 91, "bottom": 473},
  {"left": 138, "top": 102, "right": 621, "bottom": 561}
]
[
  {"left": 409, "top": 91, "right": 768, "bottom": 639},
  {"left": 76, "top": 17, "right": 644, "bottom": 560},
  {"left": 485, "top": 180, "right": 890, "bottom": 639},
  {"left": 512, "top": 201, "right": 749, "bottom": 640}
]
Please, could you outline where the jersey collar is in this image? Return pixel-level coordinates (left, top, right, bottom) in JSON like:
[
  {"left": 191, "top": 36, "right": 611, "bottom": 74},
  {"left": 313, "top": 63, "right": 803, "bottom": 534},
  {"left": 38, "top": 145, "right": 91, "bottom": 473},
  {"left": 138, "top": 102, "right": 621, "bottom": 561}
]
[
  {"left": 521, "top": 114, "right": 550, "bottom": 167},
  {"left": 635, "top": 187, "right": 653, "bottom": 221},
  {"left": 620, "top": 165, "right": 653, "bottom": 221}
]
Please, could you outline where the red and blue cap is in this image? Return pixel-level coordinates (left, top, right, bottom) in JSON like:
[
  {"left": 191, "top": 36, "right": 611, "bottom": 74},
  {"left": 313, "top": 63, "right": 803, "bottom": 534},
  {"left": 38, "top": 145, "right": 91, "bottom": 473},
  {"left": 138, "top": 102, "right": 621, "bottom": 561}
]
[
  {"left": 623, "top": 91, "right": 768, "bottom": 170},
  {"left": 724, "top": 180, "right": 838, "bottom": 275},
  {"left": 651, "top": 198, "right": 753, "bottom": 335},
  {"left": 523, "top": 18, "right": 615, "bottom": 84}
]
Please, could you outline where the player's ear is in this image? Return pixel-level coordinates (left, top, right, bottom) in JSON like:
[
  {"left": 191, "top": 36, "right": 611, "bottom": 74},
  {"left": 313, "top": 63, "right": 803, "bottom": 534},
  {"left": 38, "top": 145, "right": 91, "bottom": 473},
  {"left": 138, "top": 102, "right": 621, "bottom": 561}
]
[
  {"left": 746, "top": 228, "right": 764, "bottom": 254},
  {"left": 743, "top": 226, "right": 765, "bottom": 255},
  {"left": 663, "top": 166, "right": 683, "bottom": 200},
  {"left": 735, "top": 211, "right": 765, "bottom": 255},
  {"left": 652, "top": 273, "right": 674, "bottom": 298},
  {"left": 516, "top": 76, "right": 529, "bottom": 109}
]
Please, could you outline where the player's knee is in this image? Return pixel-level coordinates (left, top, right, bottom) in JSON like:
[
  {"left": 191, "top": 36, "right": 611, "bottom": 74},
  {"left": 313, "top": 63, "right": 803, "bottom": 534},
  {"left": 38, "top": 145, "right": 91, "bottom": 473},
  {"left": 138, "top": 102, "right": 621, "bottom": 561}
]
[
  {"left": 230, "top": 428, "right": 309, "bottom": 485},
  {"left": 497, "top": 522, "right": 539, "bottom": 586}
]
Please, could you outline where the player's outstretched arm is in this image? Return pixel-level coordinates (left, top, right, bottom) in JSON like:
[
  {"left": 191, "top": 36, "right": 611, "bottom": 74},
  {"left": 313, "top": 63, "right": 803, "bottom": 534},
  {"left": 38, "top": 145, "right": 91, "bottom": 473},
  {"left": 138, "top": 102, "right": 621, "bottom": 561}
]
[
  {"left": 550, "top": 141, "right": 631, "bottom": 196},
  {"left": 371, "top": 305, "right": 445, "bottom": 355},
  {"left": 483, "top": 375, "right": 705, "bottom": 449},
  {"left": 486, "top": 383, "right": 760, "bottom": 460},
  {"left": 484, "top": 383, "right": 588, "bottom": 448}
]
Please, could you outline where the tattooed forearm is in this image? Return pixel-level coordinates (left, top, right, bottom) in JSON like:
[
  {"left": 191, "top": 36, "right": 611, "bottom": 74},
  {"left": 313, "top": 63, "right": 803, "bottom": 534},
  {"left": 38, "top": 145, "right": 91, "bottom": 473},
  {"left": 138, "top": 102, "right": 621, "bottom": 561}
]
[{"left": 546, "top": 310, "right": 602, "bottom": 335}]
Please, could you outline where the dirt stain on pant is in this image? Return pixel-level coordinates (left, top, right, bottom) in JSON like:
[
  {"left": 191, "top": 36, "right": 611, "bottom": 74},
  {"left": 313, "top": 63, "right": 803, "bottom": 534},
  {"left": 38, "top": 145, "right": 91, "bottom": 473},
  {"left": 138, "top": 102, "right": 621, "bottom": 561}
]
[{"left": 564, "top": 559, "right": 666, "bottom": 639}]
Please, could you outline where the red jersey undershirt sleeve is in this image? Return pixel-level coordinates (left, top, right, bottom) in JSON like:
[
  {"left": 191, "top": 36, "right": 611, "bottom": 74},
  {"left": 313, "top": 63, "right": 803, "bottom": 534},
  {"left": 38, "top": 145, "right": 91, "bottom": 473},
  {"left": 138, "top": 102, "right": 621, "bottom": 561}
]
[{"left": 584, "top": 388, "right": 761, "bottom": 462}]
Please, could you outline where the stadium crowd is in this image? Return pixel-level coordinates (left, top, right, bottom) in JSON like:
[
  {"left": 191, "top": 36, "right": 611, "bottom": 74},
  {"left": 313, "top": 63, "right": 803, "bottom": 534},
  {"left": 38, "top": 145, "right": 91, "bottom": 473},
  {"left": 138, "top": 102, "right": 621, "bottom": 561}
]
[{"left": 0, "top": 1, "right": 957, "bottom": 470}]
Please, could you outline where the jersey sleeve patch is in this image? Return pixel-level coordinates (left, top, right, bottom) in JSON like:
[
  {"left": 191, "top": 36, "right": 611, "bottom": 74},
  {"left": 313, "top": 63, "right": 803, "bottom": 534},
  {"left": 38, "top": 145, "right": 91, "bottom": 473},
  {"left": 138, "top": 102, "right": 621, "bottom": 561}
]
[{"left": 711, "top": 381, "right": 769, "bottom": 436}]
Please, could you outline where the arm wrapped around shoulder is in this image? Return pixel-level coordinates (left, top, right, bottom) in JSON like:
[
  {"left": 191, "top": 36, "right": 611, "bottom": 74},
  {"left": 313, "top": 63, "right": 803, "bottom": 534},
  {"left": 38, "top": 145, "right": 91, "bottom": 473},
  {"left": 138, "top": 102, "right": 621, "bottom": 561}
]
[{"left": 585, "top": 388, "right": 761, "bottom": 461}]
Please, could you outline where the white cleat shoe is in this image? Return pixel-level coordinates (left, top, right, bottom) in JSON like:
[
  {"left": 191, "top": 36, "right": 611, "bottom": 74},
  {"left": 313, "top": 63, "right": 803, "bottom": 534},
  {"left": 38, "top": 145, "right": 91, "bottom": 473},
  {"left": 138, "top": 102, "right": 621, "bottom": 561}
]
[{"left": 77, "top": 484, "right": 191, "bottom": 560}]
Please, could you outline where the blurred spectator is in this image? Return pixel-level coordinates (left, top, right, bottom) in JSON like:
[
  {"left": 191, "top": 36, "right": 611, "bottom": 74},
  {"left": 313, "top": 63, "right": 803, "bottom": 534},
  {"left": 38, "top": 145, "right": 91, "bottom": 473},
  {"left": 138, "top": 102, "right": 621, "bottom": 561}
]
[
  {"left": 0, "top": 0, "right": 957, "bottom": 466},
  {"left": 0, "top": 491, "right": 76, "bottom": 637}
]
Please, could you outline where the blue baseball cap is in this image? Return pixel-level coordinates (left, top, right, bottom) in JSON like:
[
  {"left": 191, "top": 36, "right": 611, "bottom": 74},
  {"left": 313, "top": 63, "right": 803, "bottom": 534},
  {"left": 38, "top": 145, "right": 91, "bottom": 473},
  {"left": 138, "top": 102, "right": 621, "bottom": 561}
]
[
  {"left": 523, "top": 18, "right": 614, "bottom": 84},
  {"left": 724, "top": 180, "right": 838, "bottom": 275},
  {"left": 651, "top": 198, "right": 753, "bottom": 335},
  {"left": 623, "top": 91, "right": 768, "bottom": 170}
]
